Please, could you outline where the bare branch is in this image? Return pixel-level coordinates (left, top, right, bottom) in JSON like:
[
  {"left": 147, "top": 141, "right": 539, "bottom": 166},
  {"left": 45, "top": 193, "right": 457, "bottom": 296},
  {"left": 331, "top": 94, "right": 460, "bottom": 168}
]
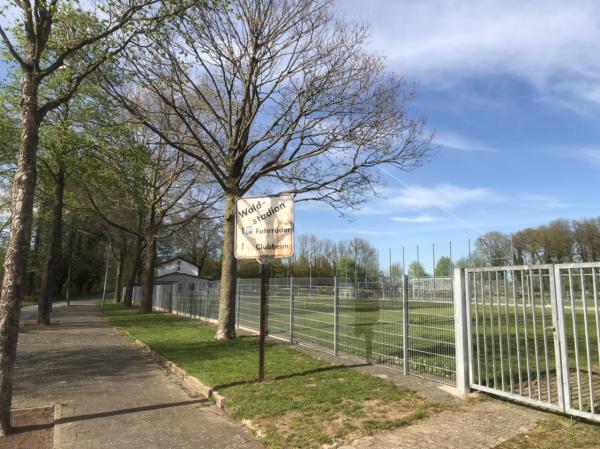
[{"left": 85, "top": 188, "right": 143, "bottom": 238}]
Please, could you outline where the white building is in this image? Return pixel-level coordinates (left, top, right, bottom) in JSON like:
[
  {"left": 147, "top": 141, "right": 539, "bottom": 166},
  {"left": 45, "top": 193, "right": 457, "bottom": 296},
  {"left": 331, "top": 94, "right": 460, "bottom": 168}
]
[{"left": 155, "top": 258, "right": 211, "bottom": 284}]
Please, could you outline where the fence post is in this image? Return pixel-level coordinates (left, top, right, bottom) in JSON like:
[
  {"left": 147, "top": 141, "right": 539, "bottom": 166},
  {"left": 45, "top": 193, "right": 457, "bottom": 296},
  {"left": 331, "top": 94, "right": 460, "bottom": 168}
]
[
  {"left": 403, "top": 274, "right": 409, "bottom": 375},
  {"left": 173, "top": 284, "right": 177, "bottom": 314},
  {"left": 454, "top": 267, "right": 471, "bottom": 394},
  {"left": 235, "top": 278, "right": 240, "bottom": 329},
  {"left": 204, "top": 286, "right": 210, "bottom": 321},
  {"left": 552, "top": 265, "right": 570, "bottom": 412},
  {"left": 334, "top": 276, "right": 339, "bottom": 356},
  {"left": 195, "top": 282, "right": 201, "bottom": 319},
  {"left": 152, "top": 285, "right": 157, "bottom": 312},
  {"left": 289, "top": 277, "right": 295, "bottom": 343}
]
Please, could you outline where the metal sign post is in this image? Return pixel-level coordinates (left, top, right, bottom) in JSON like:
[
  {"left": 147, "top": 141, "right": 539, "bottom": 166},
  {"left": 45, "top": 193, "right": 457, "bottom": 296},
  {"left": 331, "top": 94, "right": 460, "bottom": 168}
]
[
  {"left": 235, "top": 195, "right": 294, "bottom": 382},
  {"left": 258, "top": 256, "right": 270, "bottom": 382}
]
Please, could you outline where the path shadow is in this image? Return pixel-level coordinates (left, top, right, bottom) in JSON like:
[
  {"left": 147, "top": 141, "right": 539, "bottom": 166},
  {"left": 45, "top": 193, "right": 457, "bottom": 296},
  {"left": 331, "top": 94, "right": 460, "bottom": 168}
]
[
  {"left": 56, "top": 399, "right": 208, "bottom": 424},
  {"left": 11, "top": 422, "right": 54, "bottom": 433},
  {"left": 214, "top": 362, "right": 371, "bottom": 390}
]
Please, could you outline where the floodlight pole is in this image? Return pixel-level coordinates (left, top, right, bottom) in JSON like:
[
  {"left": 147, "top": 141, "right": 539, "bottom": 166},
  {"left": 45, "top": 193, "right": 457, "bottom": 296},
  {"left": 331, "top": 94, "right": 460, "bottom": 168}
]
[{"left": 258, "top": 256, "right": 270, "bottom": 382}]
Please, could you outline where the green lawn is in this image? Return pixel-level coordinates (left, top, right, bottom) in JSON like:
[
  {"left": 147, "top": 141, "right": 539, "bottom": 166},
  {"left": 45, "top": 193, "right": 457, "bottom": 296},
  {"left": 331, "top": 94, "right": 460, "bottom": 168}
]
[{"left": 101, "top": 303, "right": 444, "bottom": 449}]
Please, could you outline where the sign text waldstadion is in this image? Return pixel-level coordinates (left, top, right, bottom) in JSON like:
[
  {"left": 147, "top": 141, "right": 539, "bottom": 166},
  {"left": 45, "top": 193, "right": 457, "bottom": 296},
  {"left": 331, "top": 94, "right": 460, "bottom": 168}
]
[{"left": 235, "top": 195, "right": 294, "bottom": 259}]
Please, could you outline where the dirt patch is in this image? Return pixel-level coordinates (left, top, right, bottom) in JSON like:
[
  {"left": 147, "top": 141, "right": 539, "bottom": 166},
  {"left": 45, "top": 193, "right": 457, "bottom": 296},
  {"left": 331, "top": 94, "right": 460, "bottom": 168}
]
[
  {"left": 0, "top": 407, "right": 54, "bottom": 449},
  {"left": 260, "top": 397, "right": 435, "bottom": 448},
  {"left": 361, "top": 398, "right": 416, "bottom": 420}
]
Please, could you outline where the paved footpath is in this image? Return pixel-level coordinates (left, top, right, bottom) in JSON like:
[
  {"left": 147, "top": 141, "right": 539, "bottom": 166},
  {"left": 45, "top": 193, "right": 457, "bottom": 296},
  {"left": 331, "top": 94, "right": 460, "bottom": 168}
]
[{"left": 13, "top": 303, "right": 260, "bottom": 449}]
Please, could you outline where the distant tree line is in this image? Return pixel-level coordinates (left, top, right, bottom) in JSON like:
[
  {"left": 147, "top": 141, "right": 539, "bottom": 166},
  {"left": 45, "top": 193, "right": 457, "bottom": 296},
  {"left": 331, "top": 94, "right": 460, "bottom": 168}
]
[
  {"left": 455, "top": 218, "right": 600, "bottom": 267},
  {"left": 160, "top": 215, "right": 600, "bottom": 281}
]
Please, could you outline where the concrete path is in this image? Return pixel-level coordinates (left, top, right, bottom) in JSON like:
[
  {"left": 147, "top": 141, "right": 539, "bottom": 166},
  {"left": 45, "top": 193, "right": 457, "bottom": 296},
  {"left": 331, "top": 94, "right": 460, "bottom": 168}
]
[
  {"left": 341, "top": 399, "right": 544, "bottom": 449},
  {"left": 13, "top": 303, "right": 260, "bottom": 449}
]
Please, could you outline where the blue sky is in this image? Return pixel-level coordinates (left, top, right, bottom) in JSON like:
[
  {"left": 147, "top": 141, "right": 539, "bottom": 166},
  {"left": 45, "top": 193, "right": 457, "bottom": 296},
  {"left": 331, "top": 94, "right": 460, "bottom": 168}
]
[
  {"left": 294, "top": 0, "right": 600, "bottom": 268},
  {"left": 2, "top": 1, "right": 600, "bottom": 270}
]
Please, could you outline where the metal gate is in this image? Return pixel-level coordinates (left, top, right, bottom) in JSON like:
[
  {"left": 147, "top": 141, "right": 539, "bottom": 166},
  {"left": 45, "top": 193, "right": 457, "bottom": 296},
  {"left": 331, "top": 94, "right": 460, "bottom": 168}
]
[{"left": 461, "top": 263, "right": 600, "bottom": 422}]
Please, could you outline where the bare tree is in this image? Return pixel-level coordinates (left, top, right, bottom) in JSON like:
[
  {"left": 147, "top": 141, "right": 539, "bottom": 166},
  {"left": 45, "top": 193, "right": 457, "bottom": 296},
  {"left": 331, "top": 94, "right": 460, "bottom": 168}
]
[
  {"left": 537, "top": 219, "right": 575, "bottom": 263},
  {"left": 512, "top": 228, "right": 543, "bottom": 264},
  {"left": 323, "top": 239, "right": 340, "bottom": 276},
  {"left": 475, "top": 231, "right": 511, "bottom": 266},
  {"left": 105, "top": 0, "right": 431, "bottom": 339},
  {"left": 168, "top": 217, "right": 223, "bottom": 277},
  {"left": 573, "top": 218, "right": 600, "bottom": 262}
]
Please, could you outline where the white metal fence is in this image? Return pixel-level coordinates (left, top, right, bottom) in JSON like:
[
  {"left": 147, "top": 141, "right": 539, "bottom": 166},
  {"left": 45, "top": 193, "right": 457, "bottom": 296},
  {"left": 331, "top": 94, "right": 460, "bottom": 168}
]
[{"left": 455, "top": 263, "right": 600, "bottom": 423}]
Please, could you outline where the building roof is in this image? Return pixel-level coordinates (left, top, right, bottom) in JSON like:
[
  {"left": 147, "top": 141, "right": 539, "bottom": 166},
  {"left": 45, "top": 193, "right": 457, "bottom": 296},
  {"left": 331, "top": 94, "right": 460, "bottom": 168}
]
[
  {"left": 154, "top": 272, "right": 212, "bottom": 283},
  {"left": 157, "top": 257, "right": 200, "bottom": 269}
]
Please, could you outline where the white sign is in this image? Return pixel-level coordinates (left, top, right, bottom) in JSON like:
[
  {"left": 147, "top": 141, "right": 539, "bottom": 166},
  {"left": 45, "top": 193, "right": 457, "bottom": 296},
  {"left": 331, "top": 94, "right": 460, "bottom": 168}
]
[{"left": 235, "top": 195, "right": 294, "bottom": 259}]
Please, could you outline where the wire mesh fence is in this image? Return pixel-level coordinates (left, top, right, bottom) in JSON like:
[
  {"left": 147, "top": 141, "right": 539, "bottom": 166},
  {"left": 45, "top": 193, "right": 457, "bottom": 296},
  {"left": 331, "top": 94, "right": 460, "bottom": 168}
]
[
  {"left": 130, "top": 275, "right": 456, "bottom": 385},
  {"left": 130, "top": 281, "right": 219, "bottom": 321},
  {"left": 407, "top": 277, "right": 456, "bottom": 382}
]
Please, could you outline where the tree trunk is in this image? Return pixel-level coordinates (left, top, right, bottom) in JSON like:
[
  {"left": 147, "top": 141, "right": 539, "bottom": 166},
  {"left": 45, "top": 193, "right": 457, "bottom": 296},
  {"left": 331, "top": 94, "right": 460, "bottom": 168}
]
[
  {"left": 196, "top": 248, "right": 208, "bottom": 277},
  {"left": 216, "top": 193, "right": 237, "bottom": 340},
  {"left": 113, "top": 243, "right": 125, "bottom": 303},
  {"left": 140, "top": 235, "right": 156, "bottom": 314},
  {"left": 123, "top": 236, "right": 143, "bottom": 307},
  {"left": 113, "top": 261, "right": 122, "bottom": 304},
  {"left": 26, "top": 217, "right": 43, "bottom": 297},
  {"left": 0, "top": 74, "right": 40, "bottom": 436},
  {"left": 38, "top": 165, "right": 65, "bottom": 325}
]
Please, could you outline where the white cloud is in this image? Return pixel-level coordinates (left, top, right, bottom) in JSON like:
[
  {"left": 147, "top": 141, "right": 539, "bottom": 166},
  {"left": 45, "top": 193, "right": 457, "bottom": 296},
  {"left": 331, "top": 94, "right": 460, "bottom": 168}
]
[
  {"left": 577, "top": 148, "right": 600, "bottom": 167},
  {"left": 435, "top": 131, "right": 496, "bottom": 152},
  {"left": 518, "top": 194, "right": 571, "bottom": 209},
  {"left": 351, "top": 183, "right": 496, "bottom": 238},
  {"left": 335, "top": 228, "right": 397, "bottom": 237},
  {"left": 338, "top": 0, "right": 600, "bottom": 108},
  {"left": 354, "top": 178, "right": 570, "bottom": 236},
  {"left": 390, "top": 214, "right": 436, "bottom": 223},
  {"left": 384, "top": 184, "right": 495, "bottom": 211},
  {"left": 383, "top": 185, "right": 569, "bottom": 212}
]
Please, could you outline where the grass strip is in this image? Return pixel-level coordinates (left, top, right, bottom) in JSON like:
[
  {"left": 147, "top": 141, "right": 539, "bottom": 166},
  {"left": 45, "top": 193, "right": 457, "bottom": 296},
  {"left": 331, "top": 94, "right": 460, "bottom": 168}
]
[{"left": 497, "top": 415, "right": 600, "bottom": 449}]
